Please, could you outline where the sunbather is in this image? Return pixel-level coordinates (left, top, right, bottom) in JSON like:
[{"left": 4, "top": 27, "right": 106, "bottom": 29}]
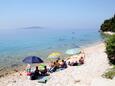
[
  {"left": 79, "top": 57, "right": 84, "bottom": 64},
  {"left": 40, "top": 66, "right": 49, "bottom": 76},
  {"left": 68, "top": 60, "right": 78, "bottom": 66},
  {"left": 55, "top": 60, "right": 60, "bottom": 68},
  {"left": 30, "top": 66, "right": 40, "bottom": 80},
  {"left": 73, "top": 61, "right": 78, "bottom": 66},
  {"left": 49, "top": 62, "right": 57, "bottom": 73},
  {"left": 60, "top": 60, "right": 67, "bottom": 68}
]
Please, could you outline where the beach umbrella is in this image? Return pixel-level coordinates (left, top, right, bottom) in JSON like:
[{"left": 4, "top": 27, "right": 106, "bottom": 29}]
[
  {"left": 47, "top": 52, "right": 61, "bottom": 59},
  {"left": 23, "top": 56, "right": 43, "bottom": 64},
  {"left": 38, "top": 63, "right": 46, "bottom": 70},
  {"left": 65, "top": 48, "right": 81, "bottom": 55}
]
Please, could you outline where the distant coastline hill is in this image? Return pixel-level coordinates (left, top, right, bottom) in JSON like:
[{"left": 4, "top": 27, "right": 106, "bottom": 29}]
[
  {"left": 23, "top": 26, "right": 43, "bottom": 29},
  {"left": 100, "top": 14, "right": 115, "bottom": 32}
]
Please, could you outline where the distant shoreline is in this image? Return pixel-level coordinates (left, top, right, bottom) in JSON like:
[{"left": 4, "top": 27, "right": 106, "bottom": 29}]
[
  {"left": 103, "top": 31, "right": 115, "bottom": 35},
  {"left": 22, "top": 26, "right": 43, "bottom": 29}
]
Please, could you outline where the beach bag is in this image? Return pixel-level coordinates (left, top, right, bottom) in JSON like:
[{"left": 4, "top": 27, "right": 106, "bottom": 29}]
[{"left": 27, "top": 72, "right": 32, "bottom": 76}]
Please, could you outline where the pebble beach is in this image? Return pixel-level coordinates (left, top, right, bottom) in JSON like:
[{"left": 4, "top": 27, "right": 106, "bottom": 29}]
[{"left": 0, "top": 42, "right": 115, "bottom": 86}]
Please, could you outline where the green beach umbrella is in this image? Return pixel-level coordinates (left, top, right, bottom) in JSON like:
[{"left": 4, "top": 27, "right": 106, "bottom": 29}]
[{"left": 38, "top": 63, "right": 46, "bottom": 70}]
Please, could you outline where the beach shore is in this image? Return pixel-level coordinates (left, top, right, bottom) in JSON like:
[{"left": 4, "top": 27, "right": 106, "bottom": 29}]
[
  {"left": 103, "top": 31, "right": 115, "bottom": 35},
  {"left": 0, "top": 42, "right": 115, "bottom": 86}
]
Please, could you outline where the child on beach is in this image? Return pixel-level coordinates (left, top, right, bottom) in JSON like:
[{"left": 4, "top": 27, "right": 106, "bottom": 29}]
[{"left": 26, "top": 64, "right": 32, "bottom": 76}]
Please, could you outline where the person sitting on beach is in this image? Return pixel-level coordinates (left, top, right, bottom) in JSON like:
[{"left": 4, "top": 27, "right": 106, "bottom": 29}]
[
  {"left": 79, "top": 50, "right": 85, "bottom": 59},
  {"left": 40, "top": 66, "right": 49, "bottom": 76},
  {"left": 47, "top": 61, "right": 53, "bottom": 70},
  {"left": 30, "top": 66, "right": 40, "bottom": 80},
  {"left": 60, "top": 60, "right": 67, "bottom": 68},
  {"left": 34, "top": 66, "right": 40, "bottom": 76},
  {"left": 26, "top": 64, "right": 32, "bottom": 76},
  {"left": 55, "top": 60, "right": 60, "bottom": 68},
  {"left": 68, "top": 61, "right": 71, "bottom": 66},
  {"left": 49, "top": 62, "right": 57, "bottom": 73},
  {"left": 79, "top": 57, "right": 84, "bottom": 64}
]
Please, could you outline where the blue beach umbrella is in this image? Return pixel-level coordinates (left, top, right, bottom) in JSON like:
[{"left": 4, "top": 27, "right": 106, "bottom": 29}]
[
  {"left": 65, "top": 48, "right": 81, "bottom": 55},
  {"left": 23, "top": 56, "right": 43, "bottom": 64}
]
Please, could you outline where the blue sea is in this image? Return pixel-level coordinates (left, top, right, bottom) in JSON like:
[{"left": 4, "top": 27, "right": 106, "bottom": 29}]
[{"left": 0, "top": 28, "right": 102, "bottom": 68}]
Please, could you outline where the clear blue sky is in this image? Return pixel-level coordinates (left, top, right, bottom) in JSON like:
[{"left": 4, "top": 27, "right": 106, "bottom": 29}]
[{"left": 0, "top": 0, "right": 115, "bottom": 29}]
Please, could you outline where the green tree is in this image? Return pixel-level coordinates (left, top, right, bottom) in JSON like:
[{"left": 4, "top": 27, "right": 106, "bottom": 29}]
[
  {"left": 106, "top": 35, "right": 115, "bottom": 64},
  {"left": 100, "top": 14, "right": 115, "bottom": 32}
]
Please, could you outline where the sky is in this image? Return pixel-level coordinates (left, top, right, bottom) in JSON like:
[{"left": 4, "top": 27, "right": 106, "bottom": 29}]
[{"left": 0, "top": 0, "right": 115, "bottom": 29}]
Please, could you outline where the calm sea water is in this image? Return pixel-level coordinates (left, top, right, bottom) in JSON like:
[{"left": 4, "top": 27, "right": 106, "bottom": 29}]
[{"left": 0, "top": 28, "right": 102, "bottom": 68}]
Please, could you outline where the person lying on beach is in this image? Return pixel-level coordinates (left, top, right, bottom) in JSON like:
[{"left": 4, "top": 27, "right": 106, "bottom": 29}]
[
  {"left": 68, "top": 61, "right": 78, "bottom": 66},
  {"left": 30, "top": 66, "right": 40, "bottom": 80},
  {"left": 66, "top": 56, "right": 78, "bottom": 65},
  {"left": 66, "top": 50, "right": 85, "bottom": 63},
  {"left": 73, "top": 61, "right": 78, "bottom": 66}
]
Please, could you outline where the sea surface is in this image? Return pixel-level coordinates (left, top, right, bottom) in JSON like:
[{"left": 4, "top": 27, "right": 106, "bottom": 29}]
[{"left": 0, "top": 28, "right": 103, "bottom": 68}]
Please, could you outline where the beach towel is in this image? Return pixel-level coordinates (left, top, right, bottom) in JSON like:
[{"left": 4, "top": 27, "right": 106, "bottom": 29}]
[{"left": 38, "top": 76, "right": 50, "bottom": 83}]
